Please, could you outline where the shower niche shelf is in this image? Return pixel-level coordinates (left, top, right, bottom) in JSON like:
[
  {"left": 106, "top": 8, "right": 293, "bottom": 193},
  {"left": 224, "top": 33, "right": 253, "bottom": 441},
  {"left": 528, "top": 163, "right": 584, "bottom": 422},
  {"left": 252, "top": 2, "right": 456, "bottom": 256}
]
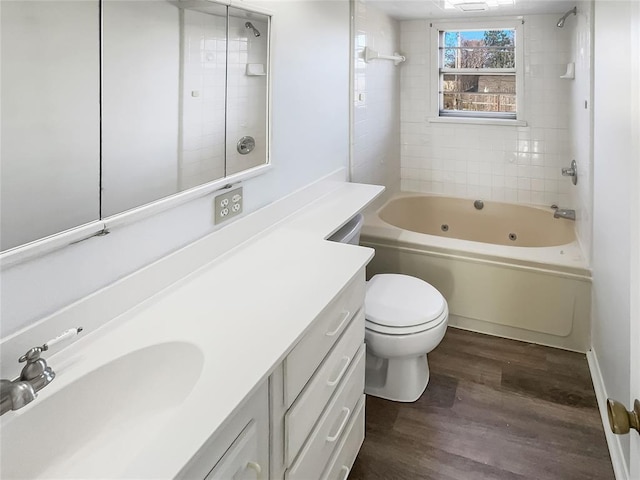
[
  {"left": 246, "top": 64, "right": 266, "bottom": 76},
  {"left": 560, "top": 62, "right": 575, "bottom": 79}
]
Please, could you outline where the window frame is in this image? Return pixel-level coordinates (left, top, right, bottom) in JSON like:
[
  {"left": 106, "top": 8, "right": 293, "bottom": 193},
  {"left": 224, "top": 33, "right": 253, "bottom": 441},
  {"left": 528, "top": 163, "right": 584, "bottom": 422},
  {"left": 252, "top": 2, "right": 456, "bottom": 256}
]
[{"left": 429, "top": 18, "right": 525, "bottom": 125}]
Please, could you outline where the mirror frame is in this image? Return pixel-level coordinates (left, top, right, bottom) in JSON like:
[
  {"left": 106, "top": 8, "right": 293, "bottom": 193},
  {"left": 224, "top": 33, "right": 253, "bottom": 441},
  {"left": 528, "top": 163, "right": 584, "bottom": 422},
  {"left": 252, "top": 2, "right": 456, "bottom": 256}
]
[{"left": 0, "top": 0, "right": 272, "bottom": 268}]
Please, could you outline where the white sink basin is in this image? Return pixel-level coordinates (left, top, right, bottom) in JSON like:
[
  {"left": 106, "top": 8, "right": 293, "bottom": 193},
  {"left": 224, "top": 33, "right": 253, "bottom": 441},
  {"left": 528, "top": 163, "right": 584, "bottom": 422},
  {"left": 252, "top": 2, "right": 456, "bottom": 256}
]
[{"left": 0, "top": 341, "right": 204, "bottom": 479}]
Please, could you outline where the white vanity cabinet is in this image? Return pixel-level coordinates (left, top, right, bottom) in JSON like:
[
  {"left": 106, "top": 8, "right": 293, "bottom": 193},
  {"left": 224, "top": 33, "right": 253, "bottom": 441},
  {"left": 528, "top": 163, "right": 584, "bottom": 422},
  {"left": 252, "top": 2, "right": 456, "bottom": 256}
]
[
  {"left": 179, "top": 268, "right": 368, "bottom": 480},
  {"left": 271, "top": 268, "right": 367, "bottom": 480},
  {"left": 178, "top": 268, "right": 367, "bottom": 480},
  {"left": 177, "top": 381, "right": 269, "bottom": 480},
  {"left": 0, "top": 181, "right": 383, "bottom": 480}
]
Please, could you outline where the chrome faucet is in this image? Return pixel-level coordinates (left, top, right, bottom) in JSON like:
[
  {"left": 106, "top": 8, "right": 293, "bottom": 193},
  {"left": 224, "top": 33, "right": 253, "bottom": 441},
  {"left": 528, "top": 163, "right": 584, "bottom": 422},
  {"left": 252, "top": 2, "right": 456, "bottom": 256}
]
[
  {"left": 554, "top": 208, "right": 576, "bottom": 221},
  {"left": 0, "top": 379, "right": 37, "bottom": 415},
  {"left": 0, "top": 327, "right": 83, "bottom": 416},
  {"left": 561, "top": 159, "right": 578, "bottom": 185},
  {"left": 0, "top": 346, "right": 55, "bottom": 416}
]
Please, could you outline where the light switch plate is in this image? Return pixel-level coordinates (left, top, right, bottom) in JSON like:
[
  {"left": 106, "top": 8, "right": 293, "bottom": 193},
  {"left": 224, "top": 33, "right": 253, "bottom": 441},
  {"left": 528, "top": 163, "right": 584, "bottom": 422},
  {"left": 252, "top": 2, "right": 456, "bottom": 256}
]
[{"left": 214, "top": 187, "right": 243, "bottom": 224}]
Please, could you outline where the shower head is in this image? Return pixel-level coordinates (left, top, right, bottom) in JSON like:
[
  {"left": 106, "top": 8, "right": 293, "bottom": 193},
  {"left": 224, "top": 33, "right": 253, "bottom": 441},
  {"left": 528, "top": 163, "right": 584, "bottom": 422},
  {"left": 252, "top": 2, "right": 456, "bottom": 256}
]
[
  {"left": 245, "top": 21, "right": 260, "bottom": 37},
  {"left": 557, "top": 6, "right": 577, "bottom": 28}
]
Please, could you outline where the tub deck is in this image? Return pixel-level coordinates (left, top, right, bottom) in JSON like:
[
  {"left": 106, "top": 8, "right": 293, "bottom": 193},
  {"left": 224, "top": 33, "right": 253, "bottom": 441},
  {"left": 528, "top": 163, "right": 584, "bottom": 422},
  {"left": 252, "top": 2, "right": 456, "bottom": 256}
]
[
  {"left": 378, "top": 194, "right": 576, "bottom": 247},
  {"left": 363, "top": 192, "right": 589, "bottom": 276}
]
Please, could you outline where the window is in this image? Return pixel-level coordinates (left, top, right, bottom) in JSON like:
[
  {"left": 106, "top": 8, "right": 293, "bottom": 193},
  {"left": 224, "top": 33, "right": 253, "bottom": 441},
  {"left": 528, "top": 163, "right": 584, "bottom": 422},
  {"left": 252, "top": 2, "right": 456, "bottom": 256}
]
[{"left": 432, "top": 21, "right": 523, "bottom": 122}]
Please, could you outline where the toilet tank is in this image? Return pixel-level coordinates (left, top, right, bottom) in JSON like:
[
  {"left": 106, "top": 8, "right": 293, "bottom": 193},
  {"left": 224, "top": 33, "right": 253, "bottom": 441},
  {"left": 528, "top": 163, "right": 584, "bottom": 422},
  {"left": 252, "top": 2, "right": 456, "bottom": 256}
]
[{"left": 328, "top": 213, "right": 364, "bottom": 245}]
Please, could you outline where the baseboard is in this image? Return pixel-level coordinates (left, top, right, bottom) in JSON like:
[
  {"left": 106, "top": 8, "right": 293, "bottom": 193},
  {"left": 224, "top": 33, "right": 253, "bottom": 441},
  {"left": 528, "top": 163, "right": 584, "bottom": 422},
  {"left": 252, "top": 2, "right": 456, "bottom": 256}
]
[{"left": 587, "top": 349, "right": 630, "bottom": 480}]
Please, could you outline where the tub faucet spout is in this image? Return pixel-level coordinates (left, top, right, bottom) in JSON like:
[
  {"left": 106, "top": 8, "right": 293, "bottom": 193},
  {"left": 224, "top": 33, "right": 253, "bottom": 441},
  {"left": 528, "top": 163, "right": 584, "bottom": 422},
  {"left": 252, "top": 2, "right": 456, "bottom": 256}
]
[{"left": 554, "top": 208, "right": 575, "bottom": 221}]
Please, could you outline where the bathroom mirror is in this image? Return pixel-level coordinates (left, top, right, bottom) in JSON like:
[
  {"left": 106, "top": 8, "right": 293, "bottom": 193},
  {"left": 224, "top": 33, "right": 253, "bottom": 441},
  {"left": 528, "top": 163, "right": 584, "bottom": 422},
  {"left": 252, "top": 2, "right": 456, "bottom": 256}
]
[
  {"left": 0, "top": 0, "right": 101, "bottom": 251},
  {"left": 102, "top": 0, "right": 270, "bottom": 217},
  {"left": 0, "top": 0, "right": 270, "bottom": 252}
]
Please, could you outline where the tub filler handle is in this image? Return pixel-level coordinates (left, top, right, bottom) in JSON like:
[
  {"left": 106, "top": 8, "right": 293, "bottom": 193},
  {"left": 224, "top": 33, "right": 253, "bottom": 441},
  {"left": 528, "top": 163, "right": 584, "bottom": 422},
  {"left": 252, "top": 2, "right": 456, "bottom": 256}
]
[{"left": 561, "top": 160, "right": 578, "bottom": 185}]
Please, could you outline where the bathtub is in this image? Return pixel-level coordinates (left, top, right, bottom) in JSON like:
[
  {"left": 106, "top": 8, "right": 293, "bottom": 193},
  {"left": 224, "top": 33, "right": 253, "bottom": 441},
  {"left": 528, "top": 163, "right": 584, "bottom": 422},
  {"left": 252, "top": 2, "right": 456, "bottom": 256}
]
[{"left": 361, "top": 192, "right": 591, "bottom": 352}]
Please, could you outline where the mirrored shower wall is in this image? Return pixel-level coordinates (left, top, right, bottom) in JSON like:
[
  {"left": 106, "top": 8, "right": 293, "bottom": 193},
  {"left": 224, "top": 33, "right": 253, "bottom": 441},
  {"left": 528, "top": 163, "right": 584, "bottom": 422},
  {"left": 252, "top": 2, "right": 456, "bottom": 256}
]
[{"left": 0, "top": 0, "right": 270, "bottom": 251}]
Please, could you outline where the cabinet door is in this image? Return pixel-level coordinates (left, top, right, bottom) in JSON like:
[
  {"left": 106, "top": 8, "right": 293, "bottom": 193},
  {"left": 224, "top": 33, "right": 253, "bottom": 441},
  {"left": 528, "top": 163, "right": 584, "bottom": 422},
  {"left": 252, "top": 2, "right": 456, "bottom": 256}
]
[
  {"left": 178, "top": 381, "right": 268, "bottom": 480},
  {"left": 205, "top": 420, "right": 264, "bottom": 480}
]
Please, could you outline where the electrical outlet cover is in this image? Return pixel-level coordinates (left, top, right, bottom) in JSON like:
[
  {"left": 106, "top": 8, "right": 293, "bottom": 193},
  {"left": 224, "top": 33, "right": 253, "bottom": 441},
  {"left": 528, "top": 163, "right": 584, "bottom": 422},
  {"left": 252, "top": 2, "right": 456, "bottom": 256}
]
[{"left": 214, "top": 187, "right": 243, "bottom": 224}]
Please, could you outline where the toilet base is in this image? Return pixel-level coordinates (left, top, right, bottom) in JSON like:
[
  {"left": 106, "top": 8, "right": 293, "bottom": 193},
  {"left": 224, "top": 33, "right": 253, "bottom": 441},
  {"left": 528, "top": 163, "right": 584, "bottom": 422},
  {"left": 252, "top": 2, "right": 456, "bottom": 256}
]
[{"left": 364, "top": 351, "right": 430, "bottom": 402}]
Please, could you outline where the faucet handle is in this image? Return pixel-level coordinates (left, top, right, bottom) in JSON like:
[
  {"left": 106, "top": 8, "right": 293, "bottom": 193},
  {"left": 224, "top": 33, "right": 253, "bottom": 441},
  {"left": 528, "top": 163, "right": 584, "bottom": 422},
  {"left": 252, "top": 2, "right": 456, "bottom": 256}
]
[
  {"left": 18, "top": 327, "right": 84, "bottom": 363},
  {"left": 42, "top": 327, "right": 83, "bottom": 350},
  {"left": 18, "top": 347, "right": 45, "bottom": 364},
  {"left": 17, "top": 327, "right": 83, "bottom": 383},
  {"left": 561, "top": 160, "right": 578, "bottom": 185}
]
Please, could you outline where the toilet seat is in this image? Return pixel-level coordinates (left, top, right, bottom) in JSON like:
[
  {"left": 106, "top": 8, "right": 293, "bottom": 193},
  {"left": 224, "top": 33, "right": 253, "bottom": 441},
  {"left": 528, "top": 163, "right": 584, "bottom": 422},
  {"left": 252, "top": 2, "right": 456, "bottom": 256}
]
[
  {"left": 365, "top": 274, "right": 447, "bottom": 335},
  {"left": 365, "top": 307, "right": 448, "bottom": 335}
]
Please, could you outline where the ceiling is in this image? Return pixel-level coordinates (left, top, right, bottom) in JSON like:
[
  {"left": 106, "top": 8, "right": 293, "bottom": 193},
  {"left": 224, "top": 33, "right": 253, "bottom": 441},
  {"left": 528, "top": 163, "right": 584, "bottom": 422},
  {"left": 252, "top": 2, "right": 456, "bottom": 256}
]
[{"left": 368, "top": 0, "right": 584, "bottom": 20}]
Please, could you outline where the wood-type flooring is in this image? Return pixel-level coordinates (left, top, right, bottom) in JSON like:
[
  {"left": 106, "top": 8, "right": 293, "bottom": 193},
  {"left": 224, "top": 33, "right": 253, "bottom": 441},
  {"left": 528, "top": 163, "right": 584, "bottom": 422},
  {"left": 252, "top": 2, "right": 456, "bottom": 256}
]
[{"left": 350, "top": 328, "right": 615, "bottom": 480}]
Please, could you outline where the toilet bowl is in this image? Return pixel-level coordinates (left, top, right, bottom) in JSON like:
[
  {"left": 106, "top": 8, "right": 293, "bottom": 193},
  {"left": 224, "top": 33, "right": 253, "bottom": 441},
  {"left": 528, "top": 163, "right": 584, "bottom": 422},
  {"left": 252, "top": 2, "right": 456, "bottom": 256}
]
[
  {"left": 364, "top": 273, "right": 448, "bottom": 402},
  {"left": 327, "top": 215, "right": 448, "bottom": 403}
]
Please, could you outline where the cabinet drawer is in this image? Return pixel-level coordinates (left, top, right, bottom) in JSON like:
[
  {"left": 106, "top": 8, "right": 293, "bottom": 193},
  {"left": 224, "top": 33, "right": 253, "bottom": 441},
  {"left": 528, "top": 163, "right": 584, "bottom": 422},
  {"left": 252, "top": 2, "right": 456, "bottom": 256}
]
[
  {"left": 284, "top": 269, "right": 365, "bottom": 408},
  {"left": 285, "top": 345, "right": 366, "bottom": 480},
  {"left": 285, "top": 309, "right": 365, "bottom": 466},
  {"left": 320, "top": 395, "right": 365, "bottom": 480}
]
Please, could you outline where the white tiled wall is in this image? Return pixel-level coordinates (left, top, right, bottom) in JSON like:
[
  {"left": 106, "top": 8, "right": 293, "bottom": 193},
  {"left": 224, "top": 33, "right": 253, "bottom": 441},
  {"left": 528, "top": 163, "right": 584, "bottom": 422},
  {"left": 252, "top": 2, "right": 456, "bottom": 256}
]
[
  {"left": 568, "top": 2, "right": 593, "bottom": 260},
  {"left": 180, "top": 12, "right": 268, "bottom": 190},
  {"left": 225, "top": 16, "right": 268, "bottom": 176},
  {"left": 400, "top": 15, "right": 577, "bottom": 208},
  {"left": 352, "top": 0, "right": 401, "bottom": 193},
  {"left": 181, "top": 10, "right": 227, "bottom": 190}
]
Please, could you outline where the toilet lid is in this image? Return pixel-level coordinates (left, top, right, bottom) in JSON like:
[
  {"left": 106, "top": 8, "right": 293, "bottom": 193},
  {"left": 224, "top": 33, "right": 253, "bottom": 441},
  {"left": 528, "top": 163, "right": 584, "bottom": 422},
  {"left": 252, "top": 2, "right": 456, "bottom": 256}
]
[{"left": 365, "top": 274, "right": 446, "bottom": 328}]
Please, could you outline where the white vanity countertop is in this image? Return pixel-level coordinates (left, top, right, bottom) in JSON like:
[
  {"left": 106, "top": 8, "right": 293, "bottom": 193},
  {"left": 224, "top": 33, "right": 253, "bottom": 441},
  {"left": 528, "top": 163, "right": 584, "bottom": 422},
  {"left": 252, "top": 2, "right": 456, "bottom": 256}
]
[{"left": 0, "top": 181, "right": 384, "bottom": 479}]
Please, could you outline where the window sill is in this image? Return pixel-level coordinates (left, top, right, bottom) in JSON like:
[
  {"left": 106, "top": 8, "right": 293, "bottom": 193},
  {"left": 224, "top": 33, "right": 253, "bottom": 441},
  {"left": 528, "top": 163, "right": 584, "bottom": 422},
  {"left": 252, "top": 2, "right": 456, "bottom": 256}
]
[{"left": 428, "top": 117, "right": 527, "bottom": 127}]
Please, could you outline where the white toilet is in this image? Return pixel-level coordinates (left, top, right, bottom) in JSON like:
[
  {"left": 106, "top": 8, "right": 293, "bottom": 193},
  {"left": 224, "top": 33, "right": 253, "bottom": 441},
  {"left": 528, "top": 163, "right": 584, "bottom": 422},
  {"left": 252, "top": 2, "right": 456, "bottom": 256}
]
[
  {"left": 364, "top": 274, "right": 448, "bottom": 402},
  {"left": 329, "top": 213, "right": 449, "bottom": 403}
]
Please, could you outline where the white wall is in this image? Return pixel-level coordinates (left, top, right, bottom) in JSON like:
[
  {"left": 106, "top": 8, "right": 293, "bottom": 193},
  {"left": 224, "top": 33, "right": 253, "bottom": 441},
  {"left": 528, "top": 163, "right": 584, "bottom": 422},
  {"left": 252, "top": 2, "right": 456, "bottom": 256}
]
[
  {"left": 568, "top": 1, "right": 594, "bottom": 261},
  {"left": 399, "top": 15, "right": 577, "bottom": 207},
  {"left": 0, "top": 1, "right": 100, "bottom": 251},
  {"left": 592, "top": 0, "right": 634, "bottom": 470},
  {"left": 630, "top": 0, "right": 640, "bottom": 475},
  {"left": 102, "top": 0, "right": 180, "bottom": 217},
  {"left": 0, "top": 0, "right": 351, "bottom": 338},
  {"left": 351, "top": 0, "right": 401, "bottom": 193}
]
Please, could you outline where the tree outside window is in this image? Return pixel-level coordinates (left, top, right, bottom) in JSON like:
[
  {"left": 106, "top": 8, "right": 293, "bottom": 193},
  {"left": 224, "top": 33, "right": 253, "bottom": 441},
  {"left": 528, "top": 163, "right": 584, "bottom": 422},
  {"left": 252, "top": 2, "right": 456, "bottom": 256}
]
[{"left": 440, "top": 28, "right": 516, "bottom": 117}]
